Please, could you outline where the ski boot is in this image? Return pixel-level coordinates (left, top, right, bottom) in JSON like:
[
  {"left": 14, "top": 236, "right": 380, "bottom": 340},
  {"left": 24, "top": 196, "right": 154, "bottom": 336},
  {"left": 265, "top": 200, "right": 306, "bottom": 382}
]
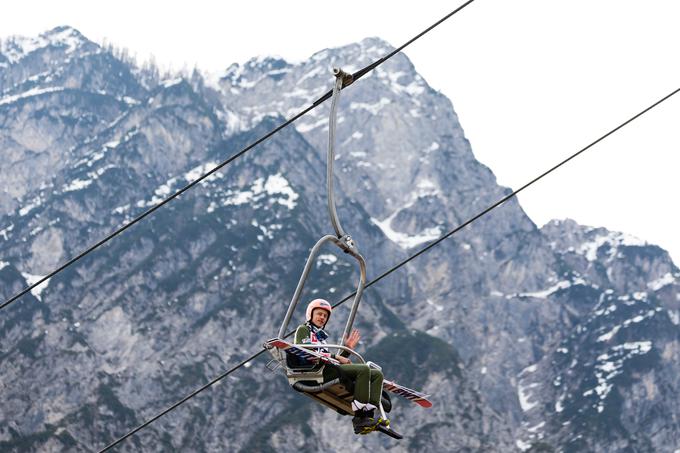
[{"left": 351, "top": 409, "right": 375, "bottom": 434}]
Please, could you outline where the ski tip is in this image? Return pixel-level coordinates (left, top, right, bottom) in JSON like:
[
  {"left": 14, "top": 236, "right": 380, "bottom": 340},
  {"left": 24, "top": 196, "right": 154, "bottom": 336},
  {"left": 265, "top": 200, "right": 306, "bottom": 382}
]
[{"left": 376, "top": 425, "right": 403, "bottom": 440}]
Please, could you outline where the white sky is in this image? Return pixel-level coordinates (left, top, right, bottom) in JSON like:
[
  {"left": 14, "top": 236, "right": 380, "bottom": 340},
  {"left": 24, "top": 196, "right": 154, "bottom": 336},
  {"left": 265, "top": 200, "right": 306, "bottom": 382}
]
[{"left": 2, "top": 0, "right": 680, "bottom": 264}]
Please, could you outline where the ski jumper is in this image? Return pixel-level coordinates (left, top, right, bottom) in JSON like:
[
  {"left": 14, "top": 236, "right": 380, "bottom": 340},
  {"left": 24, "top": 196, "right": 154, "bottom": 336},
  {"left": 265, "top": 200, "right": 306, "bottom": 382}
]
[{"left": 294, "top": 322, "right": 383, "bottom": 407}]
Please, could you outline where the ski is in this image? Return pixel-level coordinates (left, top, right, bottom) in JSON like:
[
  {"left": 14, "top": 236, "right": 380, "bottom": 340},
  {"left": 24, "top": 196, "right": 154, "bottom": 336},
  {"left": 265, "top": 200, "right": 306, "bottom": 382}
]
[
  {"left": 265, "top": 338, "right": 433, "bottom": 408},
  {"left": 375, "top": 423, "right": 403, "bottom": 440},
  {"left": 382, "top": 379, "right": 433, "bottom": 408},
  {"left": 265, "top": 337, "right": 340, "bottom": 365}
]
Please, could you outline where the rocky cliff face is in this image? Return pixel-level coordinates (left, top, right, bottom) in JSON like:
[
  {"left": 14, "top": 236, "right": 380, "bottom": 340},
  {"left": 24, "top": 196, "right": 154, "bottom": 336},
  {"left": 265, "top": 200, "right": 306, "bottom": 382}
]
[
  {"left": 515, "top": 220, "right": 680, "bottom": 452},
  {"left": 0, "top": 28, "right": 678, "bottom": 452}
]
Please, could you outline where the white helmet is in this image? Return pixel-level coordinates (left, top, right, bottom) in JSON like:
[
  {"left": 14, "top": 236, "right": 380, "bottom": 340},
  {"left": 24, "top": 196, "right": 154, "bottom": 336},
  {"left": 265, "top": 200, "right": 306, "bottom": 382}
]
[{"left": 306, "top": 299, "right": 332, "bottom": 326}]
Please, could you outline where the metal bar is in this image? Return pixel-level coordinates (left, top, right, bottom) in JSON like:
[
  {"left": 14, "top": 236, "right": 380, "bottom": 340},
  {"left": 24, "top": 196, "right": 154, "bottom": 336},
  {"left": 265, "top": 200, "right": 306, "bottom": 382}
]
[
  {"left": 325, "top": 69, "right": 366, "bottom": 343},
  {"left": 340, "top": 250, "right": 367, "bottom": 344},
  {"left": 292, "top": 378, "right": 341, "bottom": 394},
  {"left": 279, "top": 71, "right": 368, "bottom": 348},
  {"left": 379, "top": 400, "right": 387, "bottom": 420},
  {"left": 265, "top": 359, "right": 282, "bottom": 373},
  {"left": 278, "top": 235, "right": 338, "bottom": 338},
  {"left": 297, "top": 343, "right": 366, "bottom": 364},
  {"left": 327, "top": 70, "right": 347, "bottom": 239},
  {"left": 277, "top": 235, "right": 365, "bottom": 345}
]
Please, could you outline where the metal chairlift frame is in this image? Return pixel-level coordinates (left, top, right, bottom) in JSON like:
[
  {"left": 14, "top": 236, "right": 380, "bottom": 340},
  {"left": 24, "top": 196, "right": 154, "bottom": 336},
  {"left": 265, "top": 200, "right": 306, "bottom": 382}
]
[
  {"left": 277, "top": 68, "right": 366, "bottom": 345},
  {"left": 269, "top": 69, "right": 382, "bottom": 417}
]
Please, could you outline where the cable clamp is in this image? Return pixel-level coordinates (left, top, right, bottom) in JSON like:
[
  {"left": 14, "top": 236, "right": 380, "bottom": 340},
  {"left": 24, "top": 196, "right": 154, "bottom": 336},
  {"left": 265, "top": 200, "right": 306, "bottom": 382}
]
[
  {"left": 339, "top": 234, "right": 356, "bottom": 252},
  {"left": 333, "top": 68, "right": 354, "bottom": 89}
]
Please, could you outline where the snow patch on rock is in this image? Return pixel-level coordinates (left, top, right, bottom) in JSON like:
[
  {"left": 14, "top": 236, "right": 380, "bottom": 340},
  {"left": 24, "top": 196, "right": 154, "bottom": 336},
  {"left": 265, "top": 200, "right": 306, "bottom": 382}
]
[
  {"left": 21, "top": 272, "right": 51, "bottom": 301},
  {"left": 518, "top": 382, "right": 540, "bottom": 412},
  {"left": 371, "top": 212, "right": 441, "bottom": 250},
  {"left": 577, "top": 231, "right": 646, "bottom": 262},
  {"left": 647, "top": 273, "right": 675, "bottom": 291},
  {"left": 0, "top": 86, "right": 66, "bottom": 106}
]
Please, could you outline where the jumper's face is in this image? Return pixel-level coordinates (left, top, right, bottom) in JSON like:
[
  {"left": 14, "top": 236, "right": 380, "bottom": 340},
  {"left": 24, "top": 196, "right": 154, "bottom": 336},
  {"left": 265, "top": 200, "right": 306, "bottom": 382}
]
[{"left": 311, "top": 308, "right": 329, "bottom": 327}]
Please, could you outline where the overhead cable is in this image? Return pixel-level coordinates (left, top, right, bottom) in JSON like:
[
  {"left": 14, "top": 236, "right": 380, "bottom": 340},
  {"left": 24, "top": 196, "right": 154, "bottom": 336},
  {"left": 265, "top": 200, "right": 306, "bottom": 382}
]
[
  {"left": 0, "top": 0, "right": 477, "bottom": 312},
  {"left": 98, "top": 85, "right": 680, "bottom": 451}
]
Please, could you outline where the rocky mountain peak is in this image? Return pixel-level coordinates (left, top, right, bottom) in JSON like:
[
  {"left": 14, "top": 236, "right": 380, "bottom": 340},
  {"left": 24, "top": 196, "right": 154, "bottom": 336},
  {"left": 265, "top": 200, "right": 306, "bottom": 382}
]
[
  {"left": 0, "top": 25, "right": 93, "bottom": 66},
  {"left": 0, "top": 27, "right": 678, "bottom": 453},
  {"left": 542, "top": 218, "right": 648, "bottom": 261},
  {"left": 307, "top": 36, "right": 395, "bottom": 69},
  {"left": 221, "top": 56, "right": 292, "bottom": 88},
  {"left": 541, "top": 218, "right": 678, "bottom": 295},
  {"left": 213, "top": 35, "right": 486, "bottom": 237},
  {"left": 40, "top": 25, "right": 90, "bottom": 48}
]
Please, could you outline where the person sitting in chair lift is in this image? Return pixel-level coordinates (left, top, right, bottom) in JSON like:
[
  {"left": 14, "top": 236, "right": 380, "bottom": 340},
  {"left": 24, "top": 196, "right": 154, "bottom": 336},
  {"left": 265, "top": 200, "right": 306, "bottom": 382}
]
[{"left": 294, "top": 298, "right": 386, "bottom": 434}]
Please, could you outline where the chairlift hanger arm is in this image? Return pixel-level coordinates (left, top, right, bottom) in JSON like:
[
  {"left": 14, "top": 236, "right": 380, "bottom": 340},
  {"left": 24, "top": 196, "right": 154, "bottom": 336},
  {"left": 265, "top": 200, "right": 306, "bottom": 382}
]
[
  {"left": 278, "top": 69, "right": 368, "bottom": 343},
  {"left": 277, "top": 235, "right": 366, "bottom": 340},
  {"left": 327, "top": 69, "right": 350, "bottom": 242}
]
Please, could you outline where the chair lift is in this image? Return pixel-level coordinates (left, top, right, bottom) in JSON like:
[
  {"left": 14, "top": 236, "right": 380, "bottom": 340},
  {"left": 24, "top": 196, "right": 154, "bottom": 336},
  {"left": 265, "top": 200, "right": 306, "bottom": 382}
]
[
  {"left": 264, "top": 69, "right": 430, "bottom": 439},
  {"left": 266, "top": 67, "right": 374, "bottom": 414}
]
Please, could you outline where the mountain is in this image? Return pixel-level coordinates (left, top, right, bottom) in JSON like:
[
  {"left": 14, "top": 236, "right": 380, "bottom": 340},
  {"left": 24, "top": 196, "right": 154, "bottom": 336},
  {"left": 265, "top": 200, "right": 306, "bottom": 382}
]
[{"left": 0, "top": 28, "right": 678, "bottom": 452}]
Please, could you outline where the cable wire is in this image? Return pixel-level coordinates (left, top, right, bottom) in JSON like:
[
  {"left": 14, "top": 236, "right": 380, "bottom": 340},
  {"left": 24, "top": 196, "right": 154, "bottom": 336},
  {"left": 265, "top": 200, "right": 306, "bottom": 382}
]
[
  {"left": 1, "top": 0, "right": 478, "bottom": 313},
  {"left": 97, "top": 85, "right": 680, "bottom": 451},
  {"left": 98, "top": 350, "right": 268, "bottom": 453},
  {"left": 1, "top": 105, "right": 312, "bottom": 312}
]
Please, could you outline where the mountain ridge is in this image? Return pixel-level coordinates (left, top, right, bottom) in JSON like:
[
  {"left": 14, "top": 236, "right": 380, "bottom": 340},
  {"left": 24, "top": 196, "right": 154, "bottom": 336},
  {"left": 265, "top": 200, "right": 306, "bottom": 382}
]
[{"left": 0, "top": 27, "right": 678, "bottom": 452}]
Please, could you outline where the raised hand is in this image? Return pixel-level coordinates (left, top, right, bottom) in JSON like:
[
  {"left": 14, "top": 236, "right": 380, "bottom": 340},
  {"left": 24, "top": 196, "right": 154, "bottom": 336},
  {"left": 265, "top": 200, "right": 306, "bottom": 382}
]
[{"left": 344, "top": 329, "right": 361, "bottom": 350}]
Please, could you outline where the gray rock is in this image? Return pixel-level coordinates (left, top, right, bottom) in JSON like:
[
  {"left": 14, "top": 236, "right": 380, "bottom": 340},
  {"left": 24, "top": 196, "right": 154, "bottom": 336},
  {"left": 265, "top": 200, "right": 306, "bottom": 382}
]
[{"left": 0, "top": 29, "right": 677, "bottom": 453}]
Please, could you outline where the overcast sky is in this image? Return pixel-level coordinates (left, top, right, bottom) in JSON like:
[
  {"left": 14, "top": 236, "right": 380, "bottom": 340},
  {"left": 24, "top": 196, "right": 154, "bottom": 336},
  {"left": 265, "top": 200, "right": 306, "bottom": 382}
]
[{"left": 3, "top": 0, "right": 680, "bottom": 264}]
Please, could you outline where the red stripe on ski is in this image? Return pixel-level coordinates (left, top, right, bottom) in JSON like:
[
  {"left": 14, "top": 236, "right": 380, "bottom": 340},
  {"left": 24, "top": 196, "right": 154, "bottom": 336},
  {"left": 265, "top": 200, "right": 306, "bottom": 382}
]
[{"left": 383, "top": 379, "right": 433, "bottom": 408}]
